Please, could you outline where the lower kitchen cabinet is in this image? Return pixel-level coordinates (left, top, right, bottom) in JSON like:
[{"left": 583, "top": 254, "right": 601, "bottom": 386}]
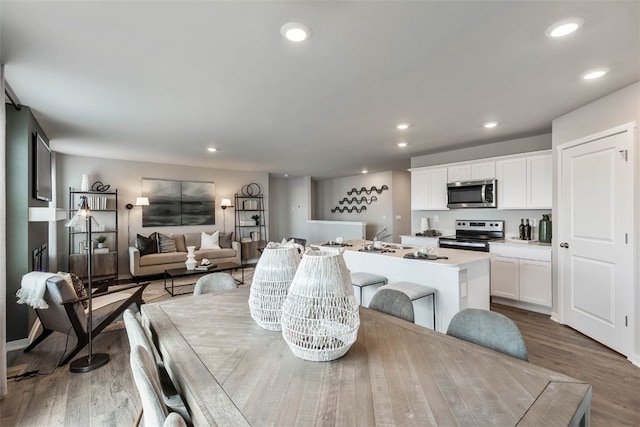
[{"left": 490, "top": 243, "right": 552, "bottom": 311}]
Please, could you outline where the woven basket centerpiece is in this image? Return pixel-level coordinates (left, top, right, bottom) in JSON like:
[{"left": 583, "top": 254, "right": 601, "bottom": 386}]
[
  {"left": 249, "top": 241, "right": 302, "bottom": 331},
  {"left": 281, "top": 248, "right": 360, "bottom": 362}
]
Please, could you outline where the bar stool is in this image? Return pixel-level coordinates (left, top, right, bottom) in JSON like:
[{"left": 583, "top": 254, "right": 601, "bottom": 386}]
[
  {"left": 385, "top": 281, "right": 437, "bottom": 330},
  {"left": 350, "top": 272, "right": 388, "bottom": 306}
]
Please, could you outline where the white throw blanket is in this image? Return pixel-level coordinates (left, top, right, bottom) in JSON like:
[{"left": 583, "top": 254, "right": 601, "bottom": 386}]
[{"left": 16, "top": 272, "right": 55, "bottom": 309}]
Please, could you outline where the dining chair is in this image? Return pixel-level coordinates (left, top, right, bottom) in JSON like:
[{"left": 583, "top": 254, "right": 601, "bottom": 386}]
[
  {"left": 446, "top": 308, "right": 529, "bottom": 361},
  {"left": 129, "top": 345, "right": 189, "bottom": 427},
  {"left": 368, "top": 288, "right": 415, "bottom": 323},
  {"left": 123, "top": 310, "right": 191, "bottom": 425},
  {"left": 193, "top": 272, "right": 237, "bottom": 296}
]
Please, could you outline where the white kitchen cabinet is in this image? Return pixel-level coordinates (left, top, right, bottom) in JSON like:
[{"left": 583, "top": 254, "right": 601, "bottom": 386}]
[
  {"left": 527, "top": 154, "right": 552, "bottom": 208},
  {"left": 490, "top": 257, "right": 520, "bottom": 299},
  {"left": 411, "top": 167, "right": 448, "bottom": 210},
  {"left": 496, "top": 152, "right": 551, "bottom": 209},
  {"left": 490, "top": 243, "right": 552, "bottom": 311},
  {"left": 447, "top": 161, "right": 495, "bottom": 183}
]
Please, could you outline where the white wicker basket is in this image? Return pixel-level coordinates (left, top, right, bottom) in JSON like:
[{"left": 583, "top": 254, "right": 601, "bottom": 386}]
[
  {"left": 249, "top": 241, "right": 301, "bottom": 331},
  {"left": 281, "top": 248, "right": 360, "bottom": 361}
]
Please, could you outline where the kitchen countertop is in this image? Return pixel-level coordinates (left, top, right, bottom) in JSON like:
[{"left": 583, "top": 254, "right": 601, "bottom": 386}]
[
  {"left": 490, "top": 239, "right": 552, "bottom": 249},
  {"left": 319, "top": 240, "right": 492, "bottom": 268}
]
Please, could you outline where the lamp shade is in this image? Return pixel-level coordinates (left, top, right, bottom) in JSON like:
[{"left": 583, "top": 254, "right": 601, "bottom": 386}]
[
  {"left": 135, "top": 197, "right": 149, "bottom": 206},
  {"left": 221, "top": 198, "right": 232, "bottom": 207}
]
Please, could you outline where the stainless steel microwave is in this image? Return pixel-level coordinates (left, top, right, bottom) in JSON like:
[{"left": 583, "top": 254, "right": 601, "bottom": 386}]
[{"left": 447, "top": 179, "right": 497, "bottom": 209}]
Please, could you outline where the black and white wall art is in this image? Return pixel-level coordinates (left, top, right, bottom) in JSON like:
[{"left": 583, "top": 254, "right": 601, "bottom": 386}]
[{"left": 142, "top": 179, "right": 216, "bottom": 226}]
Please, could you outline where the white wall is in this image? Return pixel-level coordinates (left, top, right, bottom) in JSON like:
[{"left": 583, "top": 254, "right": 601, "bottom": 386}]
[
  {"left": 411, "top": 134, "right": 551, "bottom": 168},
  {"left": 314, "top": 171, "right": 407, "bottom": 240},
  {"left": 552, "top": 81, "right": 640, "bottom": 363},
  {"left": 56, "top": 154, "right": 269, "bottom": 277}
]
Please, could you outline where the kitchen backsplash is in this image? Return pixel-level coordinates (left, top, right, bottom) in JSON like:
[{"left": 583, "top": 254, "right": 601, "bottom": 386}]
[{"left": 411, "top": 209, "right": 552, "bottom": 240}]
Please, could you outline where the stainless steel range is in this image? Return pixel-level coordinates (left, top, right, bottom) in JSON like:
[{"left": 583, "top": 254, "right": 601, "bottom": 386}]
[{"left": 439, "top": 220, "right": 504, "bottom": 252}]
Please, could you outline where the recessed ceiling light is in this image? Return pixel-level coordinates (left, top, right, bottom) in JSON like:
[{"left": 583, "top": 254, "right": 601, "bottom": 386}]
[
  {"left": 206, "top": 147, "right": 217, "bottom": 152},
  {"left": 280, "top": 22, "right": 311, "bottom": 42},
  {"left": 484, "top": 122, "right": 498, "bottom": 129},
  {"left": 582, "top": 68, "right": 609, "bottom": 80},
  {"left": 361, "top": 169, "right": 368, "bottom": 174},
  {"left": 545, "top": 17, "right": 584, "bottom": 38},
  {"left": 396, "top": 123, "right": 410, "bottom": 130},
  {"left": 284, "top": 174, "right": 289, "bottom": 177},
  {"left": 397, "top": 142, "right": 408, "bottom": 148}
]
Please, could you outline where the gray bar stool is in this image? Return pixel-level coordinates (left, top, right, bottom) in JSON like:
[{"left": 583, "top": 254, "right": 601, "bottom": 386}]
[
  {"left": 385, "top": 281, "right": 437, "bottom": 330},
  {"left": 350, "top": 272, "right": 388, "bottom": 306}
]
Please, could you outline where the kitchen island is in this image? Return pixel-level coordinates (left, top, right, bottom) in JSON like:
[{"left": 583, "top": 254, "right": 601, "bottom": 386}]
[{"left": 315, "top": 240, "right": 491, "bottom": 332}]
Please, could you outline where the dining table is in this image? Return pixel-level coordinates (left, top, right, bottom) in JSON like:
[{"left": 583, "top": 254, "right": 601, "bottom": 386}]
[{"left": 141, "top": 288, "right": 591, "bottom": 426}]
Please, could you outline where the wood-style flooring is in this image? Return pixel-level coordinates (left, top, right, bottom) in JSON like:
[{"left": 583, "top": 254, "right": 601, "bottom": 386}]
[{"left": 2, "top": 296, "right": 639, "bottom": 426}]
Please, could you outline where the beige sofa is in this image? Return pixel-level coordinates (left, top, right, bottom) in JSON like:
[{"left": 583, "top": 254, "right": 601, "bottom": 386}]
[{"left": 129, "top": 232, "right": 241, "bottom": 277}]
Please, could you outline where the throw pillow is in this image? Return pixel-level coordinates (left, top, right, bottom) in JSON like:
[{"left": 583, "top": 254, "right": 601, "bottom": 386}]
[
  {"left": 201, "top": 231, "right": 221, "bottom": 250},
  {"left": 136, "top": 233, "right": 158, "bottom": 256},
  {"left": 157, "top": 233, "right": 177, "bottom": 253},
  {"left": 219, "top": 232, "right": 233, "bottom": 249},
  {"left": 57, "top": 271, "right": 88, "bottom": 309}
]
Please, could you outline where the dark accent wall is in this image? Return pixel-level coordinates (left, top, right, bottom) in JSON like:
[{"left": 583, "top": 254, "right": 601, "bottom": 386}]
[{"left": 6, "top": 105, "right": 50, "bottom": 341}]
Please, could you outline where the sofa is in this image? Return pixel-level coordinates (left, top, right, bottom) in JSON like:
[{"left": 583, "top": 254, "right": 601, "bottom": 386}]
[{"left": 129, "top": 231, "right": 241, "bottom": 277}]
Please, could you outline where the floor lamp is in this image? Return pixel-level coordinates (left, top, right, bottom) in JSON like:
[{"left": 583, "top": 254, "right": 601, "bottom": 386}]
[
  {"left": 126, "top": 197, "right": 149, "bottom": 246},
  {"left": 221, "top": 198, "right": 233, "bottom": 233},
  {"left": 65, "top": 196, "right": 109, "bottom": 373}
]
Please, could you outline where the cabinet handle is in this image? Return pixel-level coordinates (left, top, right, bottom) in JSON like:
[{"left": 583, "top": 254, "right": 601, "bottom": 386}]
[{"left": 560, "top": 242, "right": 569, "bottom": 248}]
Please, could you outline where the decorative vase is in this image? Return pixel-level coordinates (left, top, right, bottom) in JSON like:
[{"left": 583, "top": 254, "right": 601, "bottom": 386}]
[
  {"left": 81, "top": 174, "right": 91, "bottom": 191},
  {"left": 249, "top": 241, "right": 302, "bottom": 330},
  {"left": 185, "top": 246, "right": 197, "bottom": 270},
  {"left": 97, "top": 243, "right": 104, "bottom": 249},
  {"left": 281, "top": 248, "right": 360, "bottom": 362}
]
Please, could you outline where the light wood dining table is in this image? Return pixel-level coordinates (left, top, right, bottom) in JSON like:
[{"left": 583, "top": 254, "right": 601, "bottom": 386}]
[{"left": 142, "top": 288, "right": 591, "bottom": 426}]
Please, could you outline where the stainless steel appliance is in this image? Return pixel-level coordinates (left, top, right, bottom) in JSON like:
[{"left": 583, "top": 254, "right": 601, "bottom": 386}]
[
  {"left": 447, "top": 179, "right": 497, "bottom": 209},
  {"left": 439, "top": 220, "right": 504, "bottom": 252}
]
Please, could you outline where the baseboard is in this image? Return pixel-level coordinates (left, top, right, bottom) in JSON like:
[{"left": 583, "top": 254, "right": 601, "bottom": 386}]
[
  {"left": 550, "top": 311, "right": 560, "bottom": 323},
  {"left": 7, "top": 338, "right": 30, "bottom": 352},
  {"left": 491, "top": 296, "right": 552, "bottom": 316},
  {"left": 630, "top": 353, "right": 640, "bottom": 368}
]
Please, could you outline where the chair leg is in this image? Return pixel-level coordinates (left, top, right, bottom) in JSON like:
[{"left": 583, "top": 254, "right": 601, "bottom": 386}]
[
  {"left": 133, "top": 407, "right": 143, "bottom": 427},
  {"left": 432, "top": 293, "right": 436, "bottom": 331},
  {"left": 23, "top": 328, "right": 54, "bottom": 353},
  {"left": 58, "top": 336, "right": 88, "bottom": 366}
]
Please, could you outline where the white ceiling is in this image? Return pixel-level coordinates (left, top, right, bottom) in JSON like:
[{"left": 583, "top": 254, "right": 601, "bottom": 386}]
[{"left": 2, "top": 1, "right": 639, "bottom": 179}]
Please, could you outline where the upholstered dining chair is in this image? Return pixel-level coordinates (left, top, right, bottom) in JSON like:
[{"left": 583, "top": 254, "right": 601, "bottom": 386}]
[
  {"left": 368, "top": 288, "right": 415, "bottom": 323},
  {"left": 446, "top": 308, "right": 529, "bottom": 362},
  {"left": 123, "top": 310, "right": 190, "bottom": 426},
  {"left": 193, "top": 272, "right": 237, "bottom": 296},
  {"left": 129, "top": 345, "right": 189, "bottom": 427},
  {"left": 23, "top": 274, "right": 147, "bottom": 366}
]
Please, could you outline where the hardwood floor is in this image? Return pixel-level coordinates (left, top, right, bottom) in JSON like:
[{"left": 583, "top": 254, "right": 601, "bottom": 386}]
[{"left": 2, "top": 296, "right": 639, "bottom": 426}]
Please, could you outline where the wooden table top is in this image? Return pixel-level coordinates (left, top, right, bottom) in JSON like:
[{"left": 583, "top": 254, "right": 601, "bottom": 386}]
[{"left": 142, "top": 288, "right": 591, "bottom": 426}]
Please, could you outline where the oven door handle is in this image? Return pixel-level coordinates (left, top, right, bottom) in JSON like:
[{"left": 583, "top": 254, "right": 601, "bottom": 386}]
[{"left": 441, "top": 241, "right": 487, "bottom": 248}]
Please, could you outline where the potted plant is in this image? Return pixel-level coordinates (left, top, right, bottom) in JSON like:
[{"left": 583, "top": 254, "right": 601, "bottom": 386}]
[
  {"left": 96, "top": 235, "right": 107, "bottom": 248},
  {"left": 251, "top": 214, "right": 260, "bottom": 226}
]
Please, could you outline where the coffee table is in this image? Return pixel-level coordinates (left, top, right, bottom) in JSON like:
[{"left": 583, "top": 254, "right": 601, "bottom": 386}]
[{"left": 164, "top": 262, "right": 243, "bottom": 296}]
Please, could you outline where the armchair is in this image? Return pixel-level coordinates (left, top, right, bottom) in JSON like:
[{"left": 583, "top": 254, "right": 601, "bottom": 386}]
[{"left": 23, "top": 275, "right": 148, "bottom": 366}]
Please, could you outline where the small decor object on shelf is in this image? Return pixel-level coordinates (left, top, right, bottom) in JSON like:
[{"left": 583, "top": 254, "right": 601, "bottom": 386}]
[
  {"left": 249, "top": 241, "right": 302, "bottom": 331},
  {"left": 95, "top": 235, "right": 107, "bottom": 248},
  {"left": 90, "top": 181, "right": 111, "bottom": 192},
  {"left": 241, "top": 182, "right": 262, "bottom": 197},
  {"left": 251, "top": 214, "right": 260, "bottom": 225},
  {"left": 81, "top": 174, "right": 91, "bottom": 191},
  {"left": 281, "top": 248, "right": 359, "bottom": 362},
  {"left": 185, "top": 246, "right": 197, "bottom": 270}
]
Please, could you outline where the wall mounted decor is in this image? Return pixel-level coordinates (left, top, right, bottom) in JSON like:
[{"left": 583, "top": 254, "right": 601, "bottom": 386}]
[
  {"left": 338, "top": 196, "right": 378, "bottom": 205},
  {"left": 346, "top": 185, "right": 389, "bottom": 195},
  {"left": 331, "top": 206, "right": 367, "bottom": 214},
  {"left": 142, "top": 179, "right": 216, "bottom": 226}
]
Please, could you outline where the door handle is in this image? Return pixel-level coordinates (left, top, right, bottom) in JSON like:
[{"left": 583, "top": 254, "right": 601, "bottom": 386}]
[{"left": 560, "top": 242, "right": 570, "bottom": 248}]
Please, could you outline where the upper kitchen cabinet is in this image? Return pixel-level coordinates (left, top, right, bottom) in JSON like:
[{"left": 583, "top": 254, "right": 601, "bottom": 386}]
[
  {"left": 411, "top": 167, "right": 448, "bottom": 210},
  {"left": 496, "top": 151, "right": 551, "bottom": 209},
  {"left": 447, "top": 161, "right": 496, "bottom": 183}
]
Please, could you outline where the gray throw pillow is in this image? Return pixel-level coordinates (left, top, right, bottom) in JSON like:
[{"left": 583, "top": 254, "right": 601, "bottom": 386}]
[
  {"left": 136, "top": 233, "right": 157, "bottom": 256},
  {"left": 157, "top": 233, "right": 177, "bottom": 253},
  {"left": 219, "top": 232, "right": 233, "bottom": 249}
]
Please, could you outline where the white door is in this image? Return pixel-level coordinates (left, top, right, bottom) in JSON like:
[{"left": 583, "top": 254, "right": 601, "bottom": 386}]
[{"left": 559, "top": 124, "right": 634, "bottom": 357}]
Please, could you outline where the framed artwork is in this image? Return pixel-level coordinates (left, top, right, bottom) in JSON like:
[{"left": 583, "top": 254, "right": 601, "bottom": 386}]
[{"left": 142, "top": 179, "right": 216, "bottom": 226}]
